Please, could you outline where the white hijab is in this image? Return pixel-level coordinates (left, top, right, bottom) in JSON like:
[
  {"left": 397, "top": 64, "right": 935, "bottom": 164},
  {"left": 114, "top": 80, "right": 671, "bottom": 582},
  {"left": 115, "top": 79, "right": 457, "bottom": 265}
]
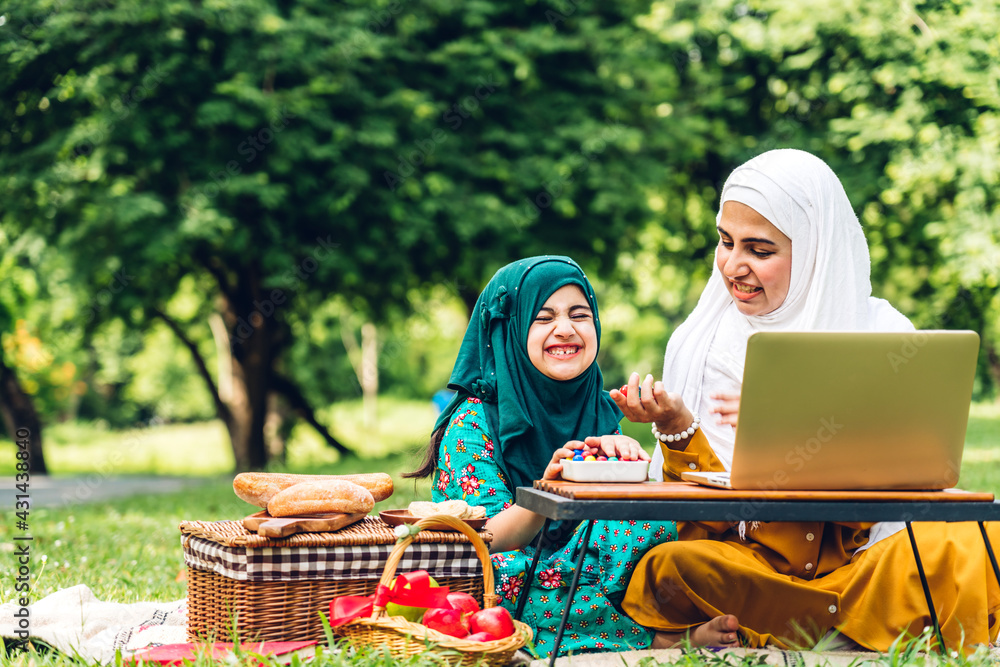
[{"left": 650, "top": 149, "right": 913, "bottom": 479}]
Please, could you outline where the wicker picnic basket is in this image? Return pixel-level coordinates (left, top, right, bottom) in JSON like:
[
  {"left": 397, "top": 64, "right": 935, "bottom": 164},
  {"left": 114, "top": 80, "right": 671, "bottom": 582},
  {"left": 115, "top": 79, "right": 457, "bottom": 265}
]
[
  {"left": 180, "top": 516, "right": 489, "bottom": 643},
  {"left": 334, "top": 514, "right": 532, "bottom": 666}
]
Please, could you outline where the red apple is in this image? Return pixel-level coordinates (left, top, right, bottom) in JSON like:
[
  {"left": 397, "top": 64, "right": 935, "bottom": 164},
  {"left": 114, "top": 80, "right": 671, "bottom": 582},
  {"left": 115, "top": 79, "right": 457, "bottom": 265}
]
[
  {"left": 446, "top": 592, "right": 480, "bottom": 615},
  {"left": 466, "top": 632, "right": 499, "bottom": 642},
  {"left": 422, "top": 607, "right": 470, "bottom": 638},
  {"left": 468, "top": 607, "right": 515, "bottom": 639},
  {"left": 385, "top": 574, "right": 440, "bottom": 622}
]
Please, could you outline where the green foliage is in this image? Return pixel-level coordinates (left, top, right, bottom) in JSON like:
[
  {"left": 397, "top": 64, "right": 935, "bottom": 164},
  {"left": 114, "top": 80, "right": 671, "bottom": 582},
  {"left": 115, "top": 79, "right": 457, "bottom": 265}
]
[
  {"left": 1, "top": 0, "right": 998, "bottom": 443},
  {"left": 282, "top": 287, "right": 466, "bottom": 408},
  {"left": 625, "top": 0, "right": 1000, "bottom": 396},
  {"left": 0, "top": 0, "right": 726, "bottom": 454}
]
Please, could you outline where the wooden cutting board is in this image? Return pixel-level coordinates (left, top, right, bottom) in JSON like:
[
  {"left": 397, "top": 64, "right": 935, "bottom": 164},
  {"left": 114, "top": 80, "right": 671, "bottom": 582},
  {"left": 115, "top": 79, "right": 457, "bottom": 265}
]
[{"left": 242, "top": 510, "right": 367, "bottom": 538}]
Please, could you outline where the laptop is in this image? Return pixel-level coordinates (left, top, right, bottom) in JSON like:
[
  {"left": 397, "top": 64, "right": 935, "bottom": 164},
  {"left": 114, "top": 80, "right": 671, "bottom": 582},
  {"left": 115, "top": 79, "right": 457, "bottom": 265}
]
[{"left": 680, "top": 330, "right": 980, "bottom": 491}]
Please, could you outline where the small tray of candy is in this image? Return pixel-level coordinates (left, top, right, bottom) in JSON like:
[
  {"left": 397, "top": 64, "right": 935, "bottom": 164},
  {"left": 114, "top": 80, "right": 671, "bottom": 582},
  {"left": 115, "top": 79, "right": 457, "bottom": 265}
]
[{"left": 560, "top": 458, "right": 650, "bottom": 483}]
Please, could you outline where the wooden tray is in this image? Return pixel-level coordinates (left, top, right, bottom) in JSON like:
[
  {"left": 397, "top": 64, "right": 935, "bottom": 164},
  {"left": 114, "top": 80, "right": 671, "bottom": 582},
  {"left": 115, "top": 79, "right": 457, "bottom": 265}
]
[{"left": 242, "top": 510, "right": 367, "bottom": 537}]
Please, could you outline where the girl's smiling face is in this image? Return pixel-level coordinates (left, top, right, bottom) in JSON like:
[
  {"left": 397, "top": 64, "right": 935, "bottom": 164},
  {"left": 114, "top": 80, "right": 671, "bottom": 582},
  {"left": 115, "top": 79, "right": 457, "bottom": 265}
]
[
  {"left": 526, "top": 284, "right": 599, "bottom": 381},
  {"left": 716, "top": 200, "right": 793, "bottom": 316}
]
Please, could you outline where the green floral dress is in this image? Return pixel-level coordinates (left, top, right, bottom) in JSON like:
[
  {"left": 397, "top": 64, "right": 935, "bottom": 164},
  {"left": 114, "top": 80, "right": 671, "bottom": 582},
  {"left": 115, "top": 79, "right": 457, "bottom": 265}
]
[{"left": 432, "top": 397, "right": 678, "bottom": 657}]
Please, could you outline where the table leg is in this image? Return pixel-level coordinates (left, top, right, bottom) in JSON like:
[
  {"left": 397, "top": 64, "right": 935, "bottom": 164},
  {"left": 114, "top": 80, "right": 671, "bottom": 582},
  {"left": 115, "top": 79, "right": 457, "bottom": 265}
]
[
  {"left": 978, "top": 522, "right": 1000, "bottom": 588},
  {"left": 905, "top": 522, "right": 946, "bottom": 651},
  {"left": 548, "top": 520, "right": 594, "bottom": 667},
  {"left": 514, "top": 518, "right": 550, "bottom": 622}
]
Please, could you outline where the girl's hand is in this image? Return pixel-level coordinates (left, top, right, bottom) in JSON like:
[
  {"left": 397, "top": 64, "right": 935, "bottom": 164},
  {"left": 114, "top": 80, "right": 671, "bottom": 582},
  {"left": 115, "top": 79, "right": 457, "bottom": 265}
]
[
  {"left": 582, "top": 435, "right": 649, "bottom": 462},
  {"left": 542, "top": 436, "right": 649, "bottom": 480},
  {"left": 710, "top": 392, "right": 741, "bottom": 427},
  {"left": 610, "top": 372, "right": 695, "bottom": 435},
  {"left": 542, "top": 441, "right": 588, "bottom": 480}
]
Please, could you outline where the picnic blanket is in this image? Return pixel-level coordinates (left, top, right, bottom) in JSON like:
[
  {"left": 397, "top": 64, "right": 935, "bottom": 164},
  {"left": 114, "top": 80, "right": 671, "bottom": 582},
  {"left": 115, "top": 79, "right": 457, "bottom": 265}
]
[
  {"left": 531, "top": 646, "right": 1000, "bottom": 667},
  {"left": 7, "top": 586, "right": 999, "bottom": 666},
  {"left": 0, "top": 585, "right": 187, "bottom": 663}
]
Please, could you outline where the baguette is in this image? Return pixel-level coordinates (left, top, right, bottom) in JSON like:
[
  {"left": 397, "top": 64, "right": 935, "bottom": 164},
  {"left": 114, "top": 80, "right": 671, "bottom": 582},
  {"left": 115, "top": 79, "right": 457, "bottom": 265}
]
[
  {"left": 267, "top": 480, "right": 374, "bottom": 517},
  {"left": 233, "top": 472, "right": 393, "bottom": 508}
]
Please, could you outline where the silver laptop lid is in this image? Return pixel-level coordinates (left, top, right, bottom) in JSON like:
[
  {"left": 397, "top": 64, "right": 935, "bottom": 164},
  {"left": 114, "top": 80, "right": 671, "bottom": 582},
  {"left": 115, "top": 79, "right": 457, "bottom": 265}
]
[{"left": 730, "top": 331, "right": 979, "bottom": 491}]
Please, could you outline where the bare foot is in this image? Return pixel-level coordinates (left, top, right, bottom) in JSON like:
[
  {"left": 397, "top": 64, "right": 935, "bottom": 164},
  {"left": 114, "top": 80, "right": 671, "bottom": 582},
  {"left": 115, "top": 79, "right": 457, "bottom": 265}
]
[{"left": 652, "top": 615, "right": 740, "bottom": 648}]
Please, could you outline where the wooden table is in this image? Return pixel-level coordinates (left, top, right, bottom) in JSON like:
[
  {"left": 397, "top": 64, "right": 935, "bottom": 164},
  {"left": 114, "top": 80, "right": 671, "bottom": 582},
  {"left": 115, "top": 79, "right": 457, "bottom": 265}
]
[{"left": 513, "top": 481, "right": 1000, "bottom": 664}]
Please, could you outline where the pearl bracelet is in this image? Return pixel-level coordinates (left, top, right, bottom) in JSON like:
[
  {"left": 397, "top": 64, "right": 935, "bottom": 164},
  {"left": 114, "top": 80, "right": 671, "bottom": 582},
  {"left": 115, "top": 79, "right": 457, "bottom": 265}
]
[{"left": 651, "top": 414, "right": 701, "bottom": 443}]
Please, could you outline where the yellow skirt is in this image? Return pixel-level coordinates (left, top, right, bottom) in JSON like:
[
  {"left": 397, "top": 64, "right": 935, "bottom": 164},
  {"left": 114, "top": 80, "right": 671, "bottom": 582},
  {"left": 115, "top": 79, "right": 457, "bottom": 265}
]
[{"left": 622, "top": 522, "right": 1000, "bottom": 651}]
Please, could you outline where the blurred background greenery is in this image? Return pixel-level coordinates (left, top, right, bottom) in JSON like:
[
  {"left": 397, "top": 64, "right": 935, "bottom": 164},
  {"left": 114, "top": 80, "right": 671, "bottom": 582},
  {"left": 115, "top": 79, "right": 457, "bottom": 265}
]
[{"left": 1, "top": 0, "right": 998, "bottom": 474}]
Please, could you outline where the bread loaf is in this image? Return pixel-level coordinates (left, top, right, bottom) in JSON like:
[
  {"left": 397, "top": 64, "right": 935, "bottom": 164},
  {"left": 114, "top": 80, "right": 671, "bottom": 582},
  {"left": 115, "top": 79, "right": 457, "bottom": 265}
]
[
  {"left": 266, "top": 480, "right": 374, "bottom": 517},
  {"left": 233, "top": 472, "right": 393, "bottom": 508}
]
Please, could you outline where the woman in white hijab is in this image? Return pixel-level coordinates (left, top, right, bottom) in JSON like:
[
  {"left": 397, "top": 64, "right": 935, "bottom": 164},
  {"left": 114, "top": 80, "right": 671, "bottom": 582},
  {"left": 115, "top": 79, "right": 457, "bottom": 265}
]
[{"left": 615, "top": 149, "right": 1000, "bottom": 651}]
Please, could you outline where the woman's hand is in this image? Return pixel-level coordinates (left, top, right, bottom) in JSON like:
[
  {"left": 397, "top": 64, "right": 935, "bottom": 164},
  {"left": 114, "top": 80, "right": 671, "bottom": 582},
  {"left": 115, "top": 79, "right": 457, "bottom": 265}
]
[
  {"left": 710, "top": 392, "right": 741, "bottom": 427},
  {"left": 610, "top": 372, "right": 695, "bottom": 437}
]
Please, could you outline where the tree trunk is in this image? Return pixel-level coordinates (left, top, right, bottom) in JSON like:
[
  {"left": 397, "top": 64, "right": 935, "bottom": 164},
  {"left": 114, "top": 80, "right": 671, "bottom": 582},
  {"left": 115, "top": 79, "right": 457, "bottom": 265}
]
[
  {"left": 170, "top": 260, "right": 353, "bottom": 469},
  {"left": 988, "top": 344, "right": 1000, "bottom": 402},
  {"left": 264, "top": 392, "right": 290, "bottom": 464},
  {"left": 220, "top": 271, "right": 273, "bottom": 470},
  {"left": 361, "top": 322, "right": 378, "bottom": 431},
  {"left": 341, "top": 315, "right": 379, "bottom": 429},
  {"left": 0, "top": 348, "right": 48, "bottom": 474},
  {"left": 154, "top": 285, "right": 271, "bottom": 471}
]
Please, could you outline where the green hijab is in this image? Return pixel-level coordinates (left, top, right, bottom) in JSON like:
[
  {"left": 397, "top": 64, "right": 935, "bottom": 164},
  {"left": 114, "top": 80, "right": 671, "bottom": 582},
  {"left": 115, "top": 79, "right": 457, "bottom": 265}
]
[{"left": 433, "top": 256, "right": 622, "bottom": 493}]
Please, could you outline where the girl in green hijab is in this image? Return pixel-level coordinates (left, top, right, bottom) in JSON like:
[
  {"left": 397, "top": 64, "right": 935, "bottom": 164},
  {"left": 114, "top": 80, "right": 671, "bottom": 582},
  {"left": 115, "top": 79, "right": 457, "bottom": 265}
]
[{"left": 408, "top": 256, "right": 677, "bottom": 656}]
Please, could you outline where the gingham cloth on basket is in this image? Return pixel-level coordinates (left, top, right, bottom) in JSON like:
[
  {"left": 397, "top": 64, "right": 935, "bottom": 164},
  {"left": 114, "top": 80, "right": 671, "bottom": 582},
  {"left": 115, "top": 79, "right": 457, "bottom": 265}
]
[{"left": 183, "top": 535, "right": 482, "bottom": 581}]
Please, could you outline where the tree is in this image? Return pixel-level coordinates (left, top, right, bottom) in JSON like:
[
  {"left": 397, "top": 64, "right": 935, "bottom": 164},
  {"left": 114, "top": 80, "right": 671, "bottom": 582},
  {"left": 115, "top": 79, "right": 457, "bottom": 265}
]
[
  {"left": 1, "top": 0, "right": 709, "bottom": 468},
  {"left": 619, "top": 0, "right": 1000, "bottom": 395},
  {"left": 0, "top": 233, "right": 64, "bottom": 475}
]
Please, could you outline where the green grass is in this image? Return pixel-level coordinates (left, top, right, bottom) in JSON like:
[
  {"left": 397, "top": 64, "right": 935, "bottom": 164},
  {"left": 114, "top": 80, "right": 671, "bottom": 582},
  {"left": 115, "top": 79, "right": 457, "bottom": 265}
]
[
  {"left": 0, "top": 398, "right": 442, "bottom": 477},
  {"left": 950, "top": 402, "right": 1000, "bottom": 493},
  {"left": 0, "top": 421, "right": 234, "bottom": 476},
  {"left": 0, "top": 451, "right": 431, "bottom": 605},
  {"left": 0, "top": 398, "right": 438, "bottom": 604},
  {"left": 1, "top": 399, "right": 998, "bottom": 665}
]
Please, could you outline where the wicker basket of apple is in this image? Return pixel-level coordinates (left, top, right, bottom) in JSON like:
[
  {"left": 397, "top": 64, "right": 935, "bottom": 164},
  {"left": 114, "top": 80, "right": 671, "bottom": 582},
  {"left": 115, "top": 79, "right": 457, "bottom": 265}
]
[{"left": 330, "top": 514, "right": 532, "bottom": 666}]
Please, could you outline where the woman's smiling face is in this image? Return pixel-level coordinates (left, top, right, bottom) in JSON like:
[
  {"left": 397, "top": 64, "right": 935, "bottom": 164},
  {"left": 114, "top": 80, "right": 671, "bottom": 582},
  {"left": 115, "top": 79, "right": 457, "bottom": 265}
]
[
  {"left": 716, "top": 200, "right": 793, "bottom": 316},
  {"left": 526, "top": 284, "right": 599, "bottom": 381}
]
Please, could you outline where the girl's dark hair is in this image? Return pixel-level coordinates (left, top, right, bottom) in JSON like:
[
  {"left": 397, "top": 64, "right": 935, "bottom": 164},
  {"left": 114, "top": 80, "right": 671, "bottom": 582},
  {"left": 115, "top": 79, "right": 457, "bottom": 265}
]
[{"left": 403, "top": 425, "right": 446, "bottom": 479}]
